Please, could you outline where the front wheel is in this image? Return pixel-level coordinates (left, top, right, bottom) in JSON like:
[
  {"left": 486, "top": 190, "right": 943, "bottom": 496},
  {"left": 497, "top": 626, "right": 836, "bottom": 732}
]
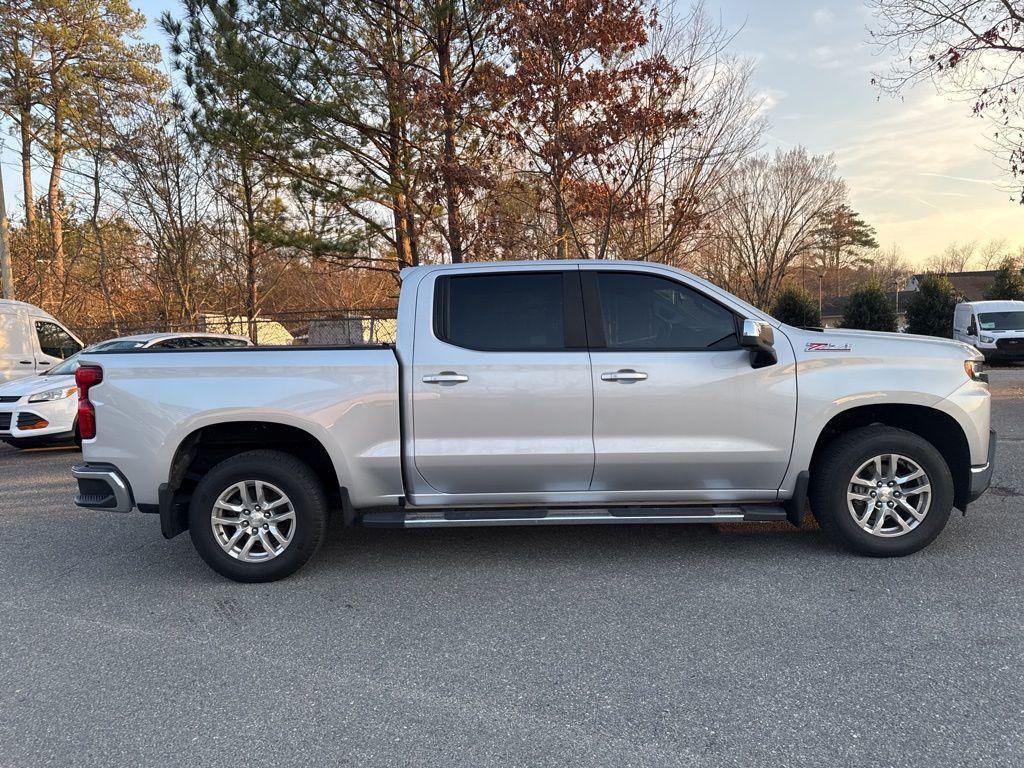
[
  {"left": 188, "top": 450, "right": 328, "bottom": 582},
  {"left": 809, "top": 426, "right": 954, "bottom": 557}
]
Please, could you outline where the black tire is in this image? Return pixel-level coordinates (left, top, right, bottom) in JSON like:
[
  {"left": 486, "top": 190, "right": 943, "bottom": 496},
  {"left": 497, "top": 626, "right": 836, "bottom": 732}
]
[
  {"left": 188, "top": 450, "right": 328, "bottom": 582},
  {"left": 809, "top": 426, "right": 954, "bottom": 557}
]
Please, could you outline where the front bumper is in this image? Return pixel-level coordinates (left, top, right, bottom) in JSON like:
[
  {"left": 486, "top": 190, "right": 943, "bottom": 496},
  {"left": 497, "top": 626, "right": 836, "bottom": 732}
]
[
  {"left": 0, "top": 398, "right": 77, "bottom": 442},
  {"left": 968, "top": 430, "right": 997, "bottom": 504},
  {"left": 72, "top": 463, "right": 135, "bottom": 512}
]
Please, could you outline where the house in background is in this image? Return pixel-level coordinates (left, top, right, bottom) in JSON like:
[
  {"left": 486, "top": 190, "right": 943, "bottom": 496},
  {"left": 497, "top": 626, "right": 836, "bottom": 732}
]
[{"left": 904, "top": 269, "right": 1023, "bottom": 301}]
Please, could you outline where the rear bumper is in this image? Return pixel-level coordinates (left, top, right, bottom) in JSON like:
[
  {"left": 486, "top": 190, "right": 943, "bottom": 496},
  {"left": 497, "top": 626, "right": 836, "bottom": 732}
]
[
  {"left": 967, "top": 430, "right": 996, "bottom": 504},
  {"left": 72, "top": 463, "right": 134, "bottom": 512}
]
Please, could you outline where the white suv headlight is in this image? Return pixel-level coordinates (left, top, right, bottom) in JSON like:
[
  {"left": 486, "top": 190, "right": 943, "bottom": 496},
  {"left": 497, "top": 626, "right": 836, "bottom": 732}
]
[
  {"left": 979, "top": 335, "right": 995, "bottom": 344},
  {"left": 28, "top": 386, "right": 77, "bottom": 403}
]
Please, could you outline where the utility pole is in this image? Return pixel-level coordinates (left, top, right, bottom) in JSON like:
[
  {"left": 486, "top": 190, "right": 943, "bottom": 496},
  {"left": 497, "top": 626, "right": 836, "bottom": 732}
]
[{"left": 0, "top": 168, "right": 14, "bottom": 300}]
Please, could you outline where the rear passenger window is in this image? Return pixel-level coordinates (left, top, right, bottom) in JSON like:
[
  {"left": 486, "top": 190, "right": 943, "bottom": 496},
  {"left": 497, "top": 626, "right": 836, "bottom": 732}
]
[
  {"left": 437, "top": 273, "right": 566, "bottom": 351},
  {"left": 594, "top": 273, "right": 738, "bottom": 351}
]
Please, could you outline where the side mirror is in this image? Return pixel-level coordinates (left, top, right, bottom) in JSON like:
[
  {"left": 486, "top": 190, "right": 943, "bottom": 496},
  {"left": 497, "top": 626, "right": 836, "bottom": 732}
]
[
  {"left": 740, "top": 319, "right": 777, "bottom": 369},
  {"left": 967, "top": 321, "right": 977, "bottom": 337}
]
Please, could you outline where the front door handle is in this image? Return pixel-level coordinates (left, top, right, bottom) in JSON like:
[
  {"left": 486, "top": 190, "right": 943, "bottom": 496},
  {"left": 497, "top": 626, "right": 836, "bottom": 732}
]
[
  {"left": 601, "top": 369, "right": 648, "bottom": 383},
  {"left": 422, "top": 371, "right": 469, "bottom": 385}
]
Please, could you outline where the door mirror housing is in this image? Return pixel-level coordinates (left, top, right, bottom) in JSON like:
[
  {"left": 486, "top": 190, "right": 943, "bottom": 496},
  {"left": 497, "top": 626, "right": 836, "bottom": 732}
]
[
  {"left": 967, "top": 319, "right": 978, "bottom": 337},
  {"left": 740, "top": 319, "right": 777, "bottom": 368}
]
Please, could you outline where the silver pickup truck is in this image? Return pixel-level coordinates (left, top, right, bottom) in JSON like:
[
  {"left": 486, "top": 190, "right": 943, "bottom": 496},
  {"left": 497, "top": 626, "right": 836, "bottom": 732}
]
[{"left": 72, "top": 261, "right": 995, "bottom": 582}]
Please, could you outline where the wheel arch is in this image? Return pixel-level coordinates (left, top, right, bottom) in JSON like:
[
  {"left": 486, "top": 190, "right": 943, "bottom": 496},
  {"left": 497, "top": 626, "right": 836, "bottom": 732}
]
[
  {"left": 808, "top": 404, "right": 972, "bottom": 511},
  {"left": 160, "top": 421, "right": 349, "bottom": 539}
]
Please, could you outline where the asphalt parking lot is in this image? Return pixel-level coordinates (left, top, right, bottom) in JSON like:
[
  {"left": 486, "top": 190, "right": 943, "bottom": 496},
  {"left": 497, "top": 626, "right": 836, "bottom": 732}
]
[{"left": 1, "top": 373, "right": 1022, "bottom": 768}]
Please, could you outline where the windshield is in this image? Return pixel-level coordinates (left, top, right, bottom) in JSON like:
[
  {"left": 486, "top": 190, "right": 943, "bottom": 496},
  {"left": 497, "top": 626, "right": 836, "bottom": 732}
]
[
  {"left": 46, "top": 352, "right": 81, "bottom": 376},
  {"left": 90, "top": 339, "right": 147, "bottom": 351},
  {"left": 978, "top": 311, "right": 1024, "bottom": 331}
]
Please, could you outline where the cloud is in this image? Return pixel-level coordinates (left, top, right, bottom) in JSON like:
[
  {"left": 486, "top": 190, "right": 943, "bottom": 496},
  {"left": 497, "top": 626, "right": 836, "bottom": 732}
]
[
  {"left": 813, "top": 8, "right": 835, "bottom": 26},
  {"left": 834, "top": 92, "right": 1022, "bottom": 258},
  {"left": 753, "top": 87, "right": 786, "bottom": 116}
]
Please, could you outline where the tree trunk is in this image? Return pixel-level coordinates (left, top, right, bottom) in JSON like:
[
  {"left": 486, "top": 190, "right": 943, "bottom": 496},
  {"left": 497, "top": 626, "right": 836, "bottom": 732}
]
[
  {"left": 383, "top": 0, "right": 417, "bottom": 269},
  {"left": 90, "top": 154, "right": 118, "bottom": 333},
  {"left": 435, "top": 11, "right": 463, "bottom": 263},
  {"left": 239, "top": 157, "right": 260, "bottom": 344},
  {"left": 19, "top": 103, "right": 35, "bottom": 227},
  {"left": 47, "top": 76, "right": 66, "bottom": 303}
]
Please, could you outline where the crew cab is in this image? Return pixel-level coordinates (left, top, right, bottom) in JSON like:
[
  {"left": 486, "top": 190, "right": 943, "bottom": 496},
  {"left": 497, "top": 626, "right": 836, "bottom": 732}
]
[{"left": 71, "top": 261, "right": 995, "bottom": 582}]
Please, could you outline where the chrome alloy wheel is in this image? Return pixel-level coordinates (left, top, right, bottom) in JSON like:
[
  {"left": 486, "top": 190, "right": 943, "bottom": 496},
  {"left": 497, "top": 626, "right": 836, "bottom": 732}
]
[
  {"left": 210, "top": 480, "right": 296, "bottom": 562},
  {"left": 846, "top": 453, "right": 932, "bottom": 538}
]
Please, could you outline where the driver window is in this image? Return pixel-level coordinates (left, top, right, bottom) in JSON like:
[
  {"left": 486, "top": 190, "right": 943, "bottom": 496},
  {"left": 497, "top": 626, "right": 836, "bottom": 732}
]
[
  {"left": 35, "top": 321, "right": 82, "bottom": 359},
  {"left": 595, "top": 273, "right": 738, "bottom": 351}
]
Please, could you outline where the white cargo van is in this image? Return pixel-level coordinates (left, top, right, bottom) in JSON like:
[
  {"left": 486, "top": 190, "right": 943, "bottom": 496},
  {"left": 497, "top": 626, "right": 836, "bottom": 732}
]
[
  {"left": 0, "top": 300, "right": 83, "bottom": 383},
  {"left": 953, "top": 300, "right": 1024, "bottom": 361}
]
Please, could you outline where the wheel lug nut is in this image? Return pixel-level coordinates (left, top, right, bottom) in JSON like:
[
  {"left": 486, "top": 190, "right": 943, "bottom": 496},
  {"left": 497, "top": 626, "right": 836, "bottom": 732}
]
[
  {"left": 263, "top": 524, "right": 269, "bottom": 530},
  {"left": 887, "top": 501, "right": 895, "bottom": 507},
  {"left": 869, "top": 491, "right": 876, "bottom": 497}
]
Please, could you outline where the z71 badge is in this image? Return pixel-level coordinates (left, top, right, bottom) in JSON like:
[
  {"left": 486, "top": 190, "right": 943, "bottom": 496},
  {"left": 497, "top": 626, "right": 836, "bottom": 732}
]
[{"left": 805, "top": 341, "right": 852, "bottom": 352}]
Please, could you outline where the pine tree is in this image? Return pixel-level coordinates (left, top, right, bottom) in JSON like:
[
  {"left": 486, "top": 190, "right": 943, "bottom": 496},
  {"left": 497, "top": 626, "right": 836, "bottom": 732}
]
[
  {"left": 842, "top": 281, "right": 896, "bottom": 332},
  {"left": 984, "top": 259, "right": 1024, "bottom": 301},
  {"left": 905, "top": 274, "right": 961, "bottom": 338},
  {"left": 771, "top": 285, "right": 821, "bottom": 327}
]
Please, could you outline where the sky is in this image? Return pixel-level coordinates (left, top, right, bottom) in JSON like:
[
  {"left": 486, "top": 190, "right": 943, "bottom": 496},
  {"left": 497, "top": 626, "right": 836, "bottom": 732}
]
[
  {"left": 2, "top": 0, "right": 1021, "bottom": 267},
  {"left": 714, "top": 0, "right": 1023, "bottom": 263}
]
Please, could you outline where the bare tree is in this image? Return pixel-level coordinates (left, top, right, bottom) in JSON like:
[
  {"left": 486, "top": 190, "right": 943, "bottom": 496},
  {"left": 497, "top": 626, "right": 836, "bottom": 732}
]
[
  {"left": 600, "top": 1, "right": 766, "bottom": 264},
  {"left": 870, "top": 0, "right": 1024, "bottom": 200},
  {"left": 110, "top": 106, "right": 215, "bottom": 324},
  {"left": 977, "top": 238, "right": 1010, "bottom": 270},
  {"left": 927, "top": 241, "right": 977, "bottom": 273},
  {"left": 714, "top": 147, "right": 846, "bottom": 308}
]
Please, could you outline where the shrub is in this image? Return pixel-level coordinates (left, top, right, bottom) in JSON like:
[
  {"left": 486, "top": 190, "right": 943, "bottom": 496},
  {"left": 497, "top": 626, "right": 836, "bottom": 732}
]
[
  {"left": 984, "top": 258, "right": 1024, "bottom": 301},
  {"left": 771, "top": 286, "right": 821, "bottom": 327},
  {"left": 905, "top": 273, "right": 961, "bottom": 337},
  {"left": 841, "top": 281, "right": 897, "bottom": 332}
]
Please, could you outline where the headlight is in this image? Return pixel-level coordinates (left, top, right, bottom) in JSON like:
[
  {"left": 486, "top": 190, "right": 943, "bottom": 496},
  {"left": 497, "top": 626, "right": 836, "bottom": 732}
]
[
  {"left": 964, "top": 360, "right": 988, "bottom": 383},
  {"left": 27, "top": 386, "right": 77, "bottom": 403},
  {"left": 979, "top": 335, "right": 995, "bottom": 344}
]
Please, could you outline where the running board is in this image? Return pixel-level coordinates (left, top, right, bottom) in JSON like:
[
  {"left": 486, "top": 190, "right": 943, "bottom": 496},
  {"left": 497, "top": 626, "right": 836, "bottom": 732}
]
[{"left": 360, "top": 505, "right": 788, "bottom": 528}]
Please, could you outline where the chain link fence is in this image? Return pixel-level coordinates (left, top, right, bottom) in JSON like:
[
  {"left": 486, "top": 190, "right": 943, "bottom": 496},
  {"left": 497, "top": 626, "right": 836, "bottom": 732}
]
[{"left": 72, "top": 308, "right": 398, "bottom": 347}]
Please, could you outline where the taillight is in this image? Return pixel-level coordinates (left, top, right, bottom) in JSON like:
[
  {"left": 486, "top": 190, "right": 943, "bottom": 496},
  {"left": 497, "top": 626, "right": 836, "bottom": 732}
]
[{"left": 75, "top": 365, "right": 103, "bottom": 440}]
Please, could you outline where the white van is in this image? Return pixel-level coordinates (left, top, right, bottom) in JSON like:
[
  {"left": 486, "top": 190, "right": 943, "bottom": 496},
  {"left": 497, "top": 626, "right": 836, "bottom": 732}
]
[
  {"left": 0, "top": 300, "right": 83, "bottom": 383},
  {"left": 953, "top": 300, "right": 1024, "bottom": 361}
]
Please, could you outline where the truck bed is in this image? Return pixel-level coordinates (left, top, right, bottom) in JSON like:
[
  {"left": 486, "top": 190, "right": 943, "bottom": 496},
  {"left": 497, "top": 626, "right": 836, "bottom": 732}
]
[{"left": 79, "top": 346, "right": 404, "bottom": 508}]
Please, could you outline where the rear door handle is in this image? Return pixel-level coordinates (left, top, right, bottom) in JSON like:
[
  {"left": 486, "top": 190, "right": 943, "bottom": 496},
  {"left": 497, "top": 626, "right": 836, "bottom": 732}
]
[
  {"left": 601, "top": 369, "right": 648, "bottom": 383},
  {"left": 18, "top": 361, "right": 33, "bottom": 365},
  {"left": 422, "top": 371, "right": 469, "bottom": 385}
]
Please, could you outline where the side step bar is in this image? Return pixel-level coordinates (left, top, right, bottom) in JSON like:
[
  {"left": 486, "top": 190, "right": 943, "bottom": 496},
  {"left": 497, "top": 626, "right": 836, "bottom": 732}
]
[{"left": 361, "top": 505, "right": 789, "bottom": 528}]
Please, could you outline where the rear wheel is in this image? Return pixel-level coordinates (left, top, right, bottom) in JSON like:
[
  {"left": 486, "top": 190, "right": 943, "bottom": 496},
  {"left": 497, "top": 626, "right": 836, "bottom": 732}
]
[
  {"left": 188, "top": 450, "right": 328, "bottom": 582},
  {"left": 809, "top": 426, "right": 954, "bottom": 557}
]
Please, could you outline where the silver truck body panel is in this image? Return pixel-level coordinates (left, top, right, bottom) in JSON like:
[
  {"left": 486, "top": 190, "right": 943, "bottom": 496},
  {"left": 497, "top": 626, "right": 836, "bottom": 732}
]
[{"left": 79, "top": 260, "right": 992, "bottom": 515}]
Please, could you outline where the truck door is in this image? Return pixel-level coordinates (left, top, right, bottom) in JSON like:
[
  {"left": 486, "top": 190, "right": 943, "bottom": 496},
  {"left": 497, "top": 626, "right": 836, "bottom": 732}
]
[
  {"left": 583, "top": 269, "right": 797, "bottom": 495},
  {"left": 410, "top": 268, "right": 594, "bottom": 497}
]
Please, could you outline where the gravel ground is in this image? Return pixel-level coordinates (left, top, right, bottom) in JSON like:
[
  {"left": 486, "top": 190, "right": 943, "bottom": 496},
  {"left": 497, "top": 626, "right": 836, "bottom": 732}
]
[{"left": 0, "top": 371, "right": 1022, "bottom": 768}]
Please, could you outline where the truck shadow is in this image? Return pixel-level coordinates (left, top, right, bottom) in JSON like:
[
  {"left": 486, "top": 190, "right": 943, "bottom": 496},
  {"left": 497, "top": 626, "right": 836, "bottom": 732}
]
[{"left": 315, "top": 517, "right": 837, "bottom": 574}]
